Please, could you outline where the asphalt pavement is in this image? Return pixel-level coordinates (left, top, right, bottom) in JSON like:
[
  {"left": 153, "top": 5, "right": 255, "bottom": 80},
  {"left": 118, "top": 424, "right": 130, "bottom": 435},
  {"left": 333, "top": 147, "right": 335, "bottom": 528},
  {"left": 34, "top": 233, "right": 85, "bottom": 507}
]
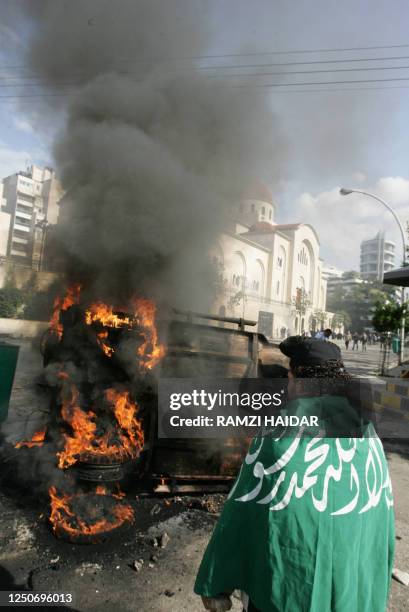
[{"left": 335, "top": 341, "right": 396, "bottom": 378}]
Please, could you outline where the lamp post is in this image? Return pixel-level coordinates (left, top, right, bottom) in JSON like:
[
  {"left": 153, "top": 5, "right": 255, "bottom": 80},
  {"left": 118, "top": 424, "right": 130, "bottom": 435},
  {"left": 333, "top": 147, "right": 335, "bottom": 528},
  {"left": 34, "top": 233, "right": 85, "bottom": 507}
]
[{"left": 340, "top": 188, "right": 407, "bottom": 364}]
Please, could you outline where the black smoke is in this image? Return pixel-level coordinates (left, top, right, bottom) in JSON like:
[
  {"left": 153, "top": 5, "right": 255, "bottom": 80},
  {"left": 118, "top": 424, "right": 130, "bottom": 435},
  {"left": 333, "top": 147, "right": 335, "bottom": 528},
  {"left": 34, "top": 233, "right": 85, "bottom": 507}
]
[{"left": 18, "top": 0, "right": 283, "bottom": 310}]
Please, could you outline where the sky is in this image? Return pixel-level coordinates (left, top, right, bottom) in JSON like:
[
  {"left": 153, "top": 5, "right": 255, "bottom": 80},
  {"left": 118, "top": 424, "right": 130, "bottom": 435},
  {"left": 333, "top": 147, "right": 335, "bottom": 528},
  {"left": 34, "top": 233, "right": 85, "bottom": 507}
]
[{"left": 0, "top": 0, "right": 408, "bottom": 270}]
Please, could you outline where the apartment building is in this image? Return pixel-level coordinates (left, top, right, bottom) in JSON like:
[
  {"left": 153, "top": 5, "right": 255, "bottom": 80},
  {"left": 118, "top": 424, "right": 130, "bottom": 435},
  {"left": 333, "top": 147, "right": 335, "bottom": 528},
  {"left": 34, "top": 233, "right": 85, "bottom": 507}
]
[
  {"left": 0, "top": 165, "right": 62, "bottom": 270},
  {"left": 360, "top": 231, "right": 395, "bottom": 281}
]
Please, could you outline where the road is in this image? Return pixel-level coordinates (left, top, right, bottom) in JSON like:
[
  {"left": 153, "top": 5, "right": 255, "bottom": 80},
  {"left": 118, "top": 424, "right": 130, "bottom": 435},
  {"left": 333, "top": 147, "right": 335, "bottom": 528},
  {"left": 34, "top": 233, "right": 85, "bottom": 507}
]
[
  {"left": 335, "top": 341, "right": 397, "bottom": 378},
  {"left": 1, "top": 337, "right": 408, "bottom": 610}
]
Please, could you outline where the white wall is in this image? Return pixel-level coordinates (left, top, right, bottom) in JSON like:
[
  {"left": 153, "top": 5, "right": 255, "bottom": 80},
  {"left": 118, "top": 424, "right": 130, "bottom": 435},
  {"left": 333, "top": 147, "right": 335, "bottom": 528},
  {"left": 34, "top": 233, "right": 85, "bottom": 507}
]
[
  {"left": 0, "top": 210, "right": 11, "bottom": 258},
  {"left": 0, "top": 317, "right": 48, "bottom": 338}
]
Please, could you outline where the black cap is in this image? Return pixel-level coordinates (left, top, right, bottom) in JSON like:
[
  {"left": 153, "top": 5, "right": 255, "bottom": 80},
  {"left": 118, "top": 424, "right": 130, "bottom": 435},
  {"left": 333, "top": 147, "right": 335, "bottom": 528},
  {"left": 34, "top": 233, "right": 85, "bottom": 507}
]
[{"left": 279, "top": 336, "right": 342, "bottom": 367}]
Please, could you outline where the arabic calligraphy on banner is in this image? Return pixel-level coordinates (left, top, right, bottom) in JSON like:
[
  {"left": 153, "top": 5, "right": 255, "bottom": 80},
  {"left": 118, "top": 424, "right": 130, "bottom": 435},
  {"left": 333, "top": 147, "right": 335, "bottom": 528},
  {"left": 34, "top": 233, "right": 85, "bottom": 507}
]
[{"left": 228, "top": 432, "right": 394, "bottom": 515}]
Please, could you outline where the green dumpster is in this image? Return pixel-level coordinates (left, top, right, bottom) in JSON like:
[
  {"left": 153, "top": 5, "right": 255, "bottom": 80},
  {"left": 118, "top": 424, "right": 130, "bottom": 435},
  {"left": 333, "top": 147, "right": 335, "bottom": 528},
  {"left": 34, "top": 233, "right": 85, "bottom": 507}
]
[
  {"left": 0, "top": 344, "right": 19, "bottom": 422},
  {"left": 391, "top": 336, "right": 401, "bottom": 354}
]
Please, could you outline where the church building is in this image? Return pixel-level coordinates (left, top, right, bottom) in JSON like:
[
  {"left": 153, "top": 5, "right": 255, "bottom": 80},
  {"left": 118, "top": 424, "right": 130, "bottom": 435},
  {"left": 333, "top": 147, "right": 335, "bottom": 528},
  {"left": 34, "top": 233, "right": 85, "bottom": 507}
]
[{"left": 211, "top": 182, "right": 331, "bottom": 340}]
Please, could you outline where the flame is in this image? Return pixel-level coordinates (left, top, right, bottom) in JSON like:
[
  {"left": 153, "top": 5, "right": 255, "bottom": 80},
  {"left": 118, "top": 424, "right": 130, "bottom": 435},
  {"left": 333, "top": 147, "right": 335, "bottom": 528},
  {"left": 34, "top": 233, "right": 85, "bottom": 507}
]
[
  {"left": 48, "top": 486, "right": 134, "bottom": 538},
  {"left": 113, "top": 486, "right": 126, "bottom": 500},
  {"left": 96, "top": 330, "right": 115, "bottom": 357},
  {"left": 15, "top": 428, "right": 46, "bottom": 449},
  {"left": 19, "top": 293, "right": 165, "bottom": 540},
  {"left": 133, "top": 298, "right": 165, "bottom": 370},
  {"left": 85, "top": 302, "right": 131, "bottom": 328},
  {"left": 50, "top": 284, "right": 81, "bottom": 338},
  {"left": 57, "top": 375, "right": 144, "bottom": 469}
]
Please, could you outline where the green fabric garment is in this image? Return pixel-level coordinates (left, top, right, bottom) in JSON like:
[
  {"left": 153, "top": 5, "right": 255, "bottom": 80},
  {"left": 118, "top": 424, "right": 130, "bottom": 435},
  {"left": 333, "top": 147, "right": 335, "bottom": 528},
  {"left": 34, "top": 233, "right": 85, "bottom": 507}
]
[{"left": 195, "top": 395, "right": 395, "bottom": 612}]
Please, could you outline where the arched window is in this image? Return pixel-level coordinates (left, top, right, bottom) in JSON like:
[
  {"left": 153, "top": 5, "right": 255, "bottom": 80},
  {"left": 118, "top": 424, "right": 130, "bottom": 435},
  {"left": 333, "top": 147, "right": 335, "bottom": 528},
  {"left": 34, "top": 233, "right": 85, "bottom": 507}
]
[
  {"left": 274, "top": 246, "right": 287, "bottom": 302},
  {"left": 254, "top": 259, "right": 265, "bottom": 297},
  {"left": 298, "top": 240, "right": 315, "bottom": 299},
  {"left": 231, "top": 251, "right": 246, "bottom": 291},
  {"left": 261, "top": 206, "right": 265, "bottom": 217}
]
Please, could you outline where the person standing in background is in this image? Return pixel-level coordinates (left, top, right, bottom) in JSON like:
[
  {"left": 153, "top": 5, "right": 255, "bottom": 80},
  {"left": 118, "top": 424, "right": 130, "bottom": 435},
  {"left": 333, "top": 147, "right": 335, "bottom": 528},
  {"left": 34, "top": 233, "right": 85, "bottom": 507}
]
[{"left": 315, "top": 328, "right": 332, "bottom": 341}]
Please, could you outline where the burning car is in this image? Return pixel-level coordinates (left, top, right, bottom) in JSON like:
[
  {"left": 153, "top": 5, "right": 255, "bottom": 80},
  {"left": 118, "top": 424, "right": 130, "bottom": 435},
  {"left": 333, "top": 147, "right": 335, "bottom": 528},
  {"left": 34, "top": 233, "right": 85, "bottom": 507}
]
[{"left": 13, "top": 285, "right": 277, "bottom": 542}]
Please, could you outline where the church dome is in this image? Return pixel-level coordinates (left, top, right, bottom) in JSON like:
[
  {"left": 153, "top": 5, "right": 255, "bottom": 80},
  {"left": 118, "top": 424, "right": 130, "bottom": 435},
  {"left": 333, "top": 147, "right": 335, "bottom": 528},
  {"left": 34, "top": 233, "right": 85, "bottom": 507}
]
[{"left": 243, "top": 180, "right": 274, "bottom": 205}]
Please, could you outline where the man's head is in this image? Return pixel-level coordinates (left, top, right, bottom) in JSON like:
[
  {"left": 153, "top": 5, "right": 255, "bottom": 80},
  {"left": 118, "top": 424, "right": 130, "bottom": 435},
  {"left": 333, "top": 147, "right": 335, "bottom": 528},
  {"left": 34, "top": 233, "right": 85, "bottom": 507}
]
[
  {"left": 279, "top": 335, "right": 341, "bottom": 370},
  {"left": 323, "top": 328, "right": 332, "bottom": 338},
  {"left": 279, "top": 335, "right": 350, "bottom": 397}
]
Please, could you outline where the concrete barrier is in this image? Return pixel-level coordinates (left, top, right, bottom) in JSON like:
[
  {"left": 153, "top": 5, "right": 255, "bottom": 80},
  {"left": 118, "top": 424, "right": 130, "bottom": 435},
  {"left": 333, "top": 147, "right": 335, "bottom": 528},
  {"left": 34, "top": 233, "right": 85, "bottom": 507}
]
[{"left": 0, "top": 317, "right": 49, "bottom": 338}]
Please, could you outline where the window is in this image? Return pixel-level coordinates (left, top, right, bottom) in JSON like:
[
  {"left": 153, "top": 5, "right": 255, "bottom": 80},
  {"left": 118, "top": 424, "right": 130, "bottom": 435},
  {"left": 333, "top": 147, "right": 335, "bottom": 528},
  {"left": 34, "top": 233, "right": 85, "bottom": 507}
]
[
  {"left": 15, "top": 215, "right": 31, "bottom": 225},
  {"left": 261, "top": 206, "right": 265, "bottom": 216},
  {"left": 233, "top": 274, "right": 241, "bottom": 288},
  {"left": 14, "top": 228, "right": 30, "bottom": 238},
  {"left": 11, "top": 241, "right": 28, "bottom": 252},
  {"left": 297, "top": 247, "right": 308, "bottom": 266},
  {"left": 16, "top": 205, "right": 32, "bottom": 214},
  {"left": 17, "top": 193, "right": 34, "bottom": 203},
  {"left": 269, "top": 210, "right": 272, "bottom": 219}
]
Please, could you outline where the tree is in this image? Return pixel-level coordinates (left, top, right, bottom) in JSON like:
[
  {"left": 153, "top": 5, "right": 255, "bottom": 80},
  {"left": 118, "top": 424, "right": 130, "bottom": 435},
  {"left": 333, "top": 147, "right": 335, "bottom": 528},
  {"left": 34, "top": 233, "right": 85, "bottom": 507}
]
[
  {"left": 292, "top": 288, "right": 310, "bottom": 316},
  {"left": 0, "top": 287, "right": 25, "bottom": 318},
  {"left": 327, "top": 278, "right": 398, "bottom": 332},
  {"left": 372, "top": 299, "right": 409, "bottom": 333}
]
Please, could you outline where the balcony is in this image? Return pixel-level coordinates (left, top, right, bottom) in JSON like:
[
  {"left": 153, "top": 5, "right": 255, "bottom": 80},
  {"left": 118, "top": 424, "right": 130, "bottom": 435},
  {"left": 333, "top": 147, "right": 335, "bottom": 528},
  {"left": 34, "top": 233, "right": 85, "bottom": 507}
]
[
  {"left": 15, "top": 210, "right": 32, "bottom": 221},
  {"left": 12, "top": 236, "right": 29, "bottom": 245},
  {"left": 13, "top": 223, "right": 30, "bottom": 233},
  {"left": 16, "top": 197, "right": 33, "bottom": 208},
  {"left": 10, "top": 249, "right": 29, "bottom": 257},
  {"left": 11, "top": 242, "right": 29, "bottom": 253}
]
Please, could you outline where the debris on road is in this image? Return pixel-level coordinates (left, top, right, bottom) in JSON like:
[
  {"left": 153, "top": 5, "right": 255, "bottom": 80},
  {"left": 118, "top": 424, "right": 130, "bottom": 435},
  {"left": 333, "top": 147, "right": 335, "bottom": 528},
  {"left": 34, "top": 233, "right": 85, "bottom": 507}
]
[
  {"left": 159, "top": 531, "right": 170, "bottom": 548},
  {"left": 75, "top": 562, "right": 102, "bottom": 576},
  {"left": 132, "top": 559, "right": 144, "bottom": 572},
  {"left": 393, "top": 568, "right": 409, "bottom": 587}
]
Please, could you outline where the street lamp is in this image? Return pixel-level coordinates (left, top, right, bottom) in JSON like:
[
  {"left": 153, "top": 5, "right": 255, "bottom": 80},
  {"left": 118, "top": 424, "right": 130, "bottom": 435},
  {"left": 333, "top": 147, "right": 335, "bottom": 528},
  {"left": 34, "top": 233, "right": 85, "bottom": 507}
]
[{"left": 340, "top": 187, "right": 407, "bottom": 364}]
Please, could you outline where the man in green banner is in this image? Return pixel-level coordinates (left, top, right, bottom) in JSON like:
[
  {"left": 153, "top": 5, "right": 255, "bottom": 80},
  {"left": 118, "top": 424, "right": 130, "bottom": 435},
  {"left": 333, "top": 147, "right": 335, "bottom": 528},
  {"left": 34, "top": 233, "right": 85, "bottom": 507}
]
[{"left": 195, "top": 337, "right": 395, "bottom": 612}]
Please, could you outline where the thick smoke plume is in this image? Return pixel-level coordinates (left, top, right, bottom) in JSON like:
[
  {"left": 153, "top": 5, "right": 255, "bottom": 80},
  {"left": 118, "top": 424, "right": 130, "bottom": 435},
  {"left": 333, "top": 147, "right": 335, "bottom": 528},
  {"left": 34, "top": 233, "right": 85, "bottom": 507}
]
[
  {"left": 21, "top": 0, "right": 282, "bottom": 311},
  {"left": 0, "top": 0, "right": 287, "bottom": 495}
]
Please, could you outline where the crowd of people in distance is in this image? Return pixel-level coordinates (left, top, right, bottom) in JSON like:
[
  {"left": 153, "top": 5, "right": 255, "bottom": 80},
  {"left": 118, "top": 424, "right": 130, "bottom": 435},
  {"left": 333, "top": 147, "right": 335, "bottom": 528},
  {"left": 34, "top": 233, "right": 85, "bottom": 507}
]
[
  {"left": 297, "top": 328, "right": 385, "bottom": 352},
  {"left": 343, "top": 331, "right": 379, "bottom": 351}
]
